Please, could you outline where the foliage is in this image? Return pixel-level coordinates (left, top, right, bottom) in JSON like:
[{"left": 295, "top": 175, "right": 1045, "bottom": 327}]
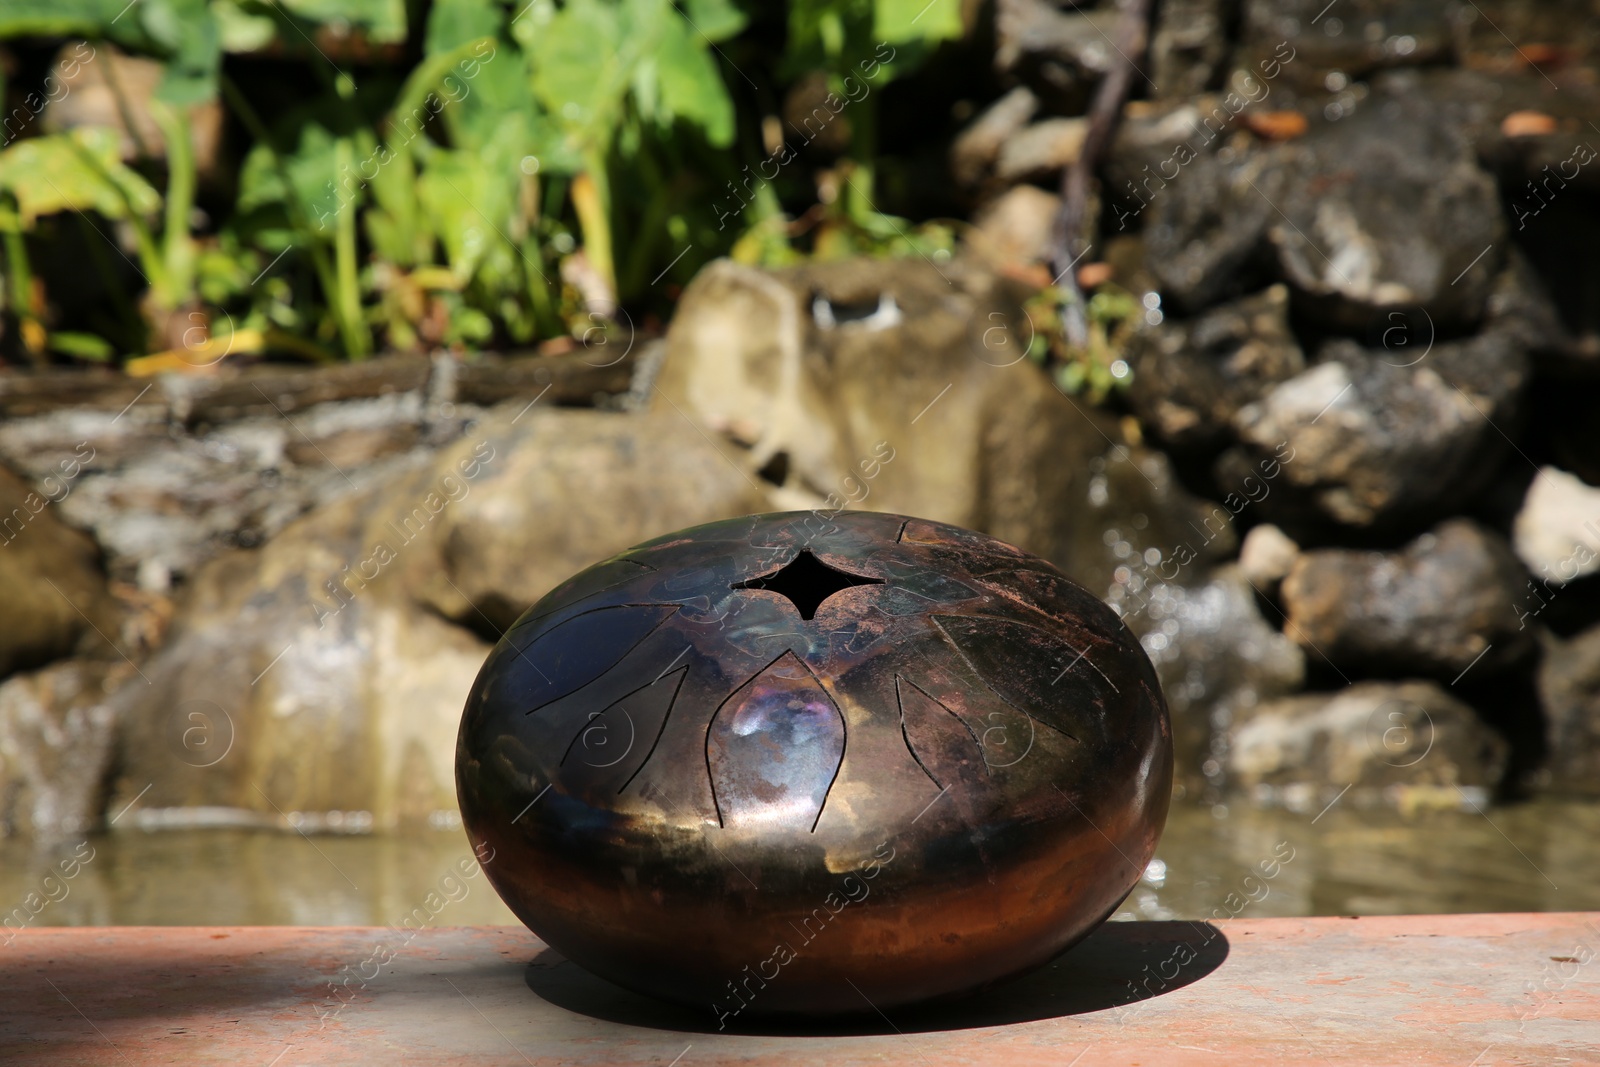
[
  {"left": 1024, "top": 285, "right": 1140, "bottom": 405},
  {"left": 0, "top": 0, "right": 978, "bottom": 366}
]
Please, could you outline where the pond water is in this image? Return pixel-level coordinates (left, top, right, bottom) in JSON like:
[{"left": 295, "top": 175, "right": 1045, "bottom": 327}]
[{"left": 3, "top": 800, "right": 1596, "bottom": 931}]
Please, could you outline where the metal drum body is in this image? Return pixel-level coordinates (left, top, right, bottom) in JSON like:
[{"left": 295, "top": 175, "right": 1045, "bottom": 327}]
[{"left": 455, "top": 511, "right": 1171, "bottom": 1017}]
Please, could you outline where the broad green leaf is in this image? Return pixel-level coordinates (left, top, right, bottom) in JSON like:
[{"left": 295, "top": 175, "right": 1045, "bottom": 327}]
[
  {"left": 424, "top": 0, "right": 500, "bottom": 55},
  {"left": 654, "top": 10, "right": 734, "bottom": 145},
  {"left": 0, "top": 0, "right": 127, "bottom": 39},
  {"left": 873, "top": 0, "right": 962, "bottom": 43},
  {"left": 364, "top": 147, "right": 430, "bottom": 266},
  {"left": 416, "top": 148, "right": 517, "bottom": 280},
  {"left": 213, "top": 0, "right": 277, "bottom": 52},
  {"left": 238, "top": 122, "right": 376, "bottom": 234},
  {"left": 137, "top": 0, "right": 222, "bottom": 103},
  {"left": 678, "top": 0, "right": 745, "bottom": 42},
  {"left": 0, "top": 0, "right": 221, "bottom": 103},
  {"left": 280, "top": 0, "right": 406, "bottom": 43},
  {"left": 0, "top": 129, "right": 160, "bottom": 226},
  {"left": 526, "top": 0, "right": 629, "bottom": 149}
]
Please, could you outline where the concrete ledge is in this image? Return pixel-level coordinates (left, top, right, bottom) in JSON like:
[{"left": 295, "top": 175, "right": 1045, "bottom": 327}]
[{"left": 3, "top": 914, "right": 1597, "bottom": 1065}]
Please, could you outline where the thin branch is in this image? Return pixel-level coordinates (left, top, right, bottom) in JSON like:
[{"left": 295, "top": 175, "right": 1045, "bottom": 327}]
[{"left": 1050, "top": 0, "right": 1152, "bottom": 347}]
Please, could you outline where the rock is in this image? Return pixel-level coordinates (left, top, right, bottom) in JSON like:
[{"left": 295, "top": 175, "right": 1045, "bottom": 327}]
[
  {"left": 0, "top": 353, "right": 613, "bottom": 588},
  {"left": 994, "top": 0, "right": 1124, "bottom": 109},
  {"left": 1149, "top": 0, "right": 1232, "bottom": 99},
  {"left": 1266, "top": 72, "right": 1506, "bottom": 332},
  {"left": 970, "top": 185, "right": 1062, "bottom": 270},
  {"left": 1223, "top": 298, "right": 1529, "bottom": 529},
  {"left": 1227, "top": 681, "right": 1509, "bottom": 809},
  {"left": 0, "top": 661, "right": 129, "bottom": 837},
  {"left": 105, "top": 406, "right": 768, "bottom": 829},
  {"left": 0, "top": 466, "right": 115, "bottom": 680},
  {"left": 1238, "top": 524, "right": 1300, "bottom": 590},
  {"left": 1280, "top": 519, "right": 1532, "bottom": 680},
  {"left": 17, "top": 395, "right": 428, "bottom": 589},
  {"left": 1125, "top": 284, "right": 1306, "bottom": 449},
  {"left": 1512, "top": 467, "right": 1600, "bottom": 588},
  {"left": 1233, "top": 0, "right": 1463, "bottom": 95},
  {"left": 993, "top": 118, "right": 1089, "bottom": 183},
  {"left": 950, "top": 86, "right": 1038, "bottom": 187},
  {"left": 1343, "top": 69, "right": 1600, "bottom": 370},
  {"left": 1536, "top": 623, "right": 1600, "bottom": 796},
  {"left": 1117, "top": 565, "right": 1306, "bottom": 799},
  {"left": 1115, "top": 73, "right": 1508, "bottom": 328},
  {"left": 418, "top": 410, "right": 771, "bottom": 635},
  {"left": 1112, "top": 114, "right": 1290, "bottom": 311},
  {"left": 653, "top": 255, "right": 1124, "bottom": 580}
]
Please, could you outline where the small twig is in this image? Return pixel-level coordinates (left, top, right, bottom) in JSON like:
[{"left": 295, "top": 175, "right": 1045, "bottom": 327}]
[{"left": 1050, "top": 0, "right": 1152, "bottom": 347}]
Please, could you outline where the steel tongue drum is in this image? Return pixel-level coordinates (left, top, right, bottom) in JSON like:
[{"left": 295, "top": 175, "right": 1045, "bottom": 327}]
[{"left": 455, "top": 511, "right": 1172, "bottom": 1018}]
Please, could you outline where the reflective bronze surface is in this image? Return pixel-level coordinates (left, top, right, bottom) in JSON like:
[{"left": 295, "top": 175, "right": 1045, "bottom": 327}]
[{"left": 455, "top": 511, "right": 1171, "bottom": 1019}]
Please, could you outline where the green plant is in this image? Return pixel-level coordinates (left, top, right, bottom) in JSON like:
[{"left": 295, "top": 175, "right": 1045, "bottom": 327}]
[
  {"left": 0, "top": 0, "right": 982, "bottom": 367},
  {"left": 1024, "top": 284, "right": 1139, "bottom": 405},
  {"left": 0, "top": 127, "right": 168, "bottom": 360}
]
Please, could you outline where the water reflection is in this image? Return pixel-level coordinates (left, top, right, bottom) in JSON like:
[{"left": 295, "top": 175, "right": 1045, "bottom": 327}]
[
  {"left": 2, "top": 800, "right": 1597, "bottom": 928},
  {"left": 1113, "top": 800, "right": 1600, "bottom": 921}
]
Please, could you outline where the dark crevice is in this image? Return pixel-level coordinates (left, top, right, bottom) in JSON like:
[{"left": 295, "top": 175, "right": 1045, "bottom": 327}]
[{"left": 732, "top": 549, "right": 884, "bottom": 620}]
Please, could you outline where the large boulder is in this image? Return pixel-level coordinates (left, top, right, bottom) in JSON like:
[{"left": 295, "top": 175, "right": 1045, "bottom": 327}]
[
  {"left": 105, "top": 407, "right": 767, "bottom": 829},
  {"left": 1219, "top": 263, "right": 1534, "bottom": 530},
  {"left": 653, "top": 256, "right": 1124, "bottom": 585},
  {"left": 1227, "top": 680, "right": 1509, "bottom": 810},
  {"left": 1266, "top": 72, "right": 1506, "bottom": 332},
  {"left": 0, "top": 466, "right": 115, "bottom": 680},
  {"left": 1279, "top": 519, "right": 1532, "bottom": 680},
  {"left": 1114, "top": 72, "right": 1507, "bottom": 329}
]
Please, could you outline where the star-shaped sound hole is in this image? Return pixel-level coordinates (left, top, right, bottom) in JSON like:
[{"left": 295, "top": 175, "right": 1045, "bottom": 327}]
[{"left": 733, "top": 550, "right": 885, "bottom": 621}]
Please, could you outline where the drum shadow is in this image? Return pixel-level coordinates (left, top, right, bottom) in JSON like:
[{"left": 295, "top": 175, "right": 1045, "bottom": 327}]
[{"left": 523, "top": 919, "right": 1228, "bottom": 1036}]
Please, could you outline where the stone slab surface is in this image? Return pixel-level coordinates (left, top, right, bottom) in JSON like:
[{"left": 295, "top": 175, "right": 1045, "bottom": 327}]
[{"left": 3, "top": 914, "right": 1598, "bottom": 1065}]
